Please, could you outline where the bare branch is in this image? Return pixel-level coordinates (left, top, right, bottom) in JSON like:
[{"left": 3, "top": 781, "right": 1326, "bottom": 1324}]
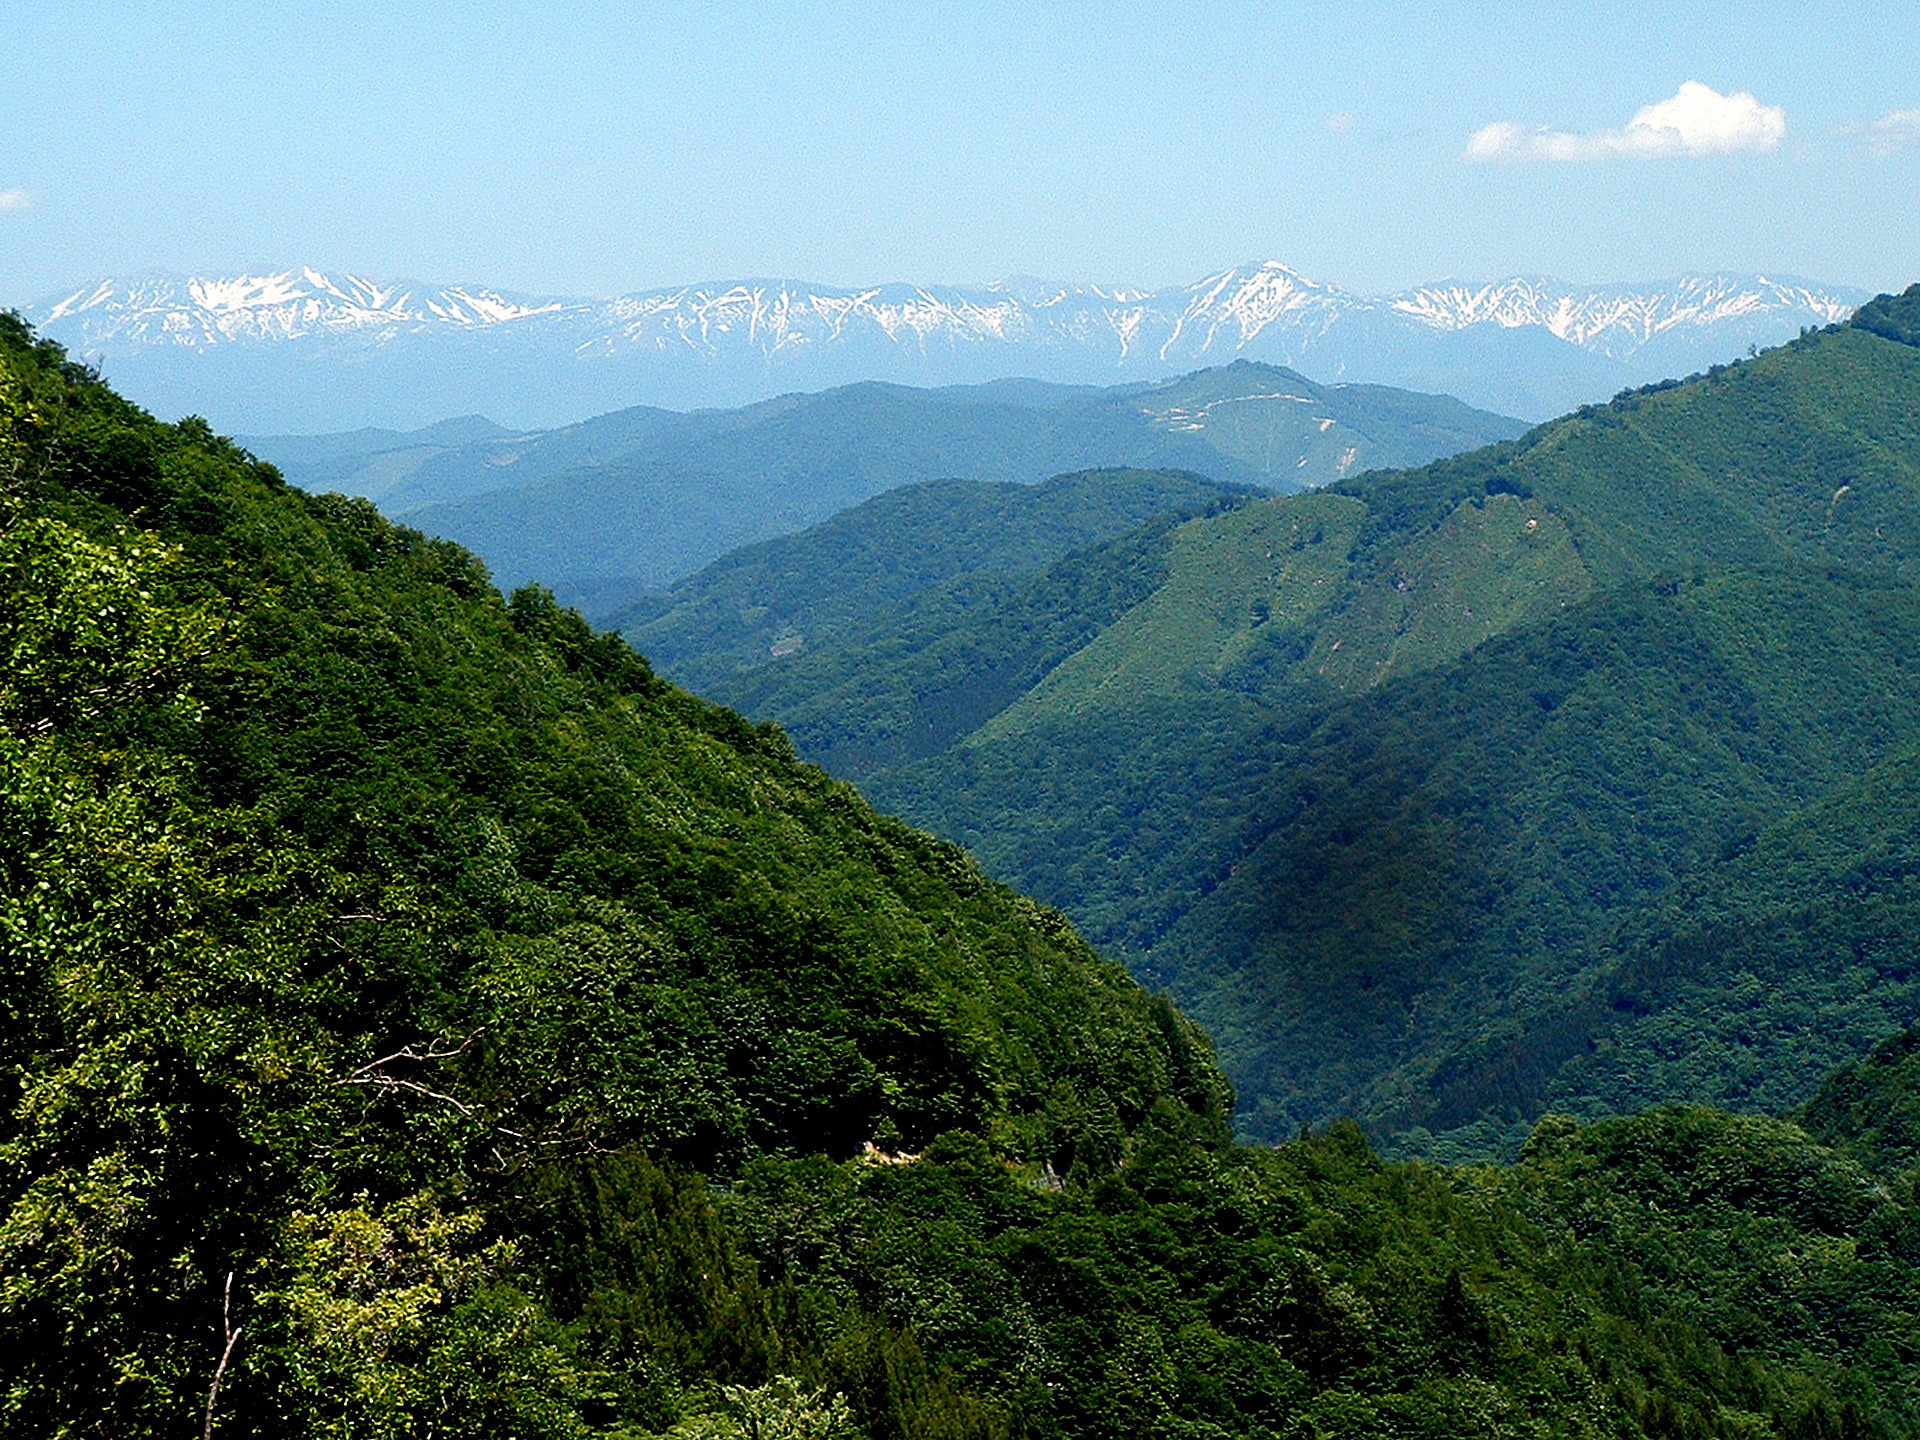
[
  {"left": 335, "top": 1073, "right": 480, "bottom": 1116},
  {"left": 339, "top": 1028, "right": 483, "bottom": 1081},
  {"left": 333, "top": 1028, "right": 487, "bottom": 1119},
  {"left": 202, "top": 1271, "right": 243, "bottom": 1440}
]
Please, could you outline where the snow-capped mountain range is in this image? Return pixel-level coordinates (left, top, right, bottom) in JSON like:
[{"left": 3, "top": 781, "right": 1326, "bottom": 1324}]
[
  {"left": 22, "top": 263, "right": 1868, "bottom": 433},
  {"left": 42, "top": 269, "right": 567, "bottom": 341},
  {"left": 1386, "top": 274, "right": 1857, "bottom": 353}
]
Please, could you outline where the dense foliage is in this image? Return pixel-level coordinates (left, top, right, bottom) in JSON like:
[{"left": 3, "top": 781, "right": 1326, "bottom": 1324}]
[
  {"left": 0, "top": 317, "right": 1223, "bottom": 1436},
  {"left": 18, "top": 314, "right": 1920, "bottom": 1438}
]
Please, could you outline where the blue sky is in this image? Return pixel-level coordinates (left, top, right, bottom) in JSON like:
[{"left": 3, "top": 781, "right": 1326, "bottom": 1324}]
[{"left": 3, "top": 0, "right": 1918, "bottom": 302}]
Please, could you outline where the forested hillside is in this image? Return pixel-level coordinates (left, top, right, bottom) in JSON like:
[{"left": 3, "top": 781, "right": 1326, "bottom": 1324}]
[
  {"left": 17, "top": 312, "right": 1920, "bottom": 1437},
  {"left": 611, "top": 468, "right": 1253, "bottom": 707},
  {"left": 641, "top": 288, "right": 1920, "bottom": 1151},
  {"left": 0, "top": 316, "right": 1218, "bottom": 1435}
]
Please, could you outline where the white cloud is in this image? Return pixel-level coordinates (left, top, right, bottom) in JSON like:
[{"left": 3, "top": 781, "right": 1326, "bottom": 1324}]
[
  {"left": 0, "top": 188, "right": 31, "bottom": 212},
  {"left": 1326, "top": 111, "right": 1356, "bottom": 134},
  {"left": 1846, "top": 107, "right": 1920, "bottom": 156},
  {"left": 1465, "top": 82, "right": 1786, "bottom": 163}
]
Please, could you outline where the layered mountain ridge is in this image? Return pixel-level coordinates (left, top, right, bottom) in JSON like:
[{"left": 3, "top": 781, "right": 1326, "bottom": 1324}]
[
  {"left": 624, "top": 287, "right": 1920, "bottom": 1156},
  {"left": 242, "top": 360, "right": 1527, "bottom": 613},
  {"left": 23, "top": 262, "right": 1865, "bottom": 431}
]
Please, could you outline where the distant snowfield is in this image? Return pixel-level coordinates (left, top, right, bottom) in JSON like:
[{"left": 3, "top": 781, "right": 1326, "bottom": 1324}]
[{"left": 22, "top": 262, "right": 1869, "bottom": 433}]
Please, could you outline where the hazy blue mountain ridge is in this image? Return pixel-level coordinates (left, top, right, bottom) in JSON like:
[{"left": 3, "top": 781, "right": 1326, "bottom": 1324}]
[{"left": 244, "top": 361, "right": 1524, "bottom": 612}]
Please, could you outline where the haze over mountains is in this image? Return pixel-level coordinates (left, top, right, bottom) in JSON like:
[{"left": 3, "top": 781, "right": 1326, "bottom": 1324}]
[
  {"left": 27, "top": 262, "right": 1863, "bottom": 431},
  {"left": 241, "top": 360, "right": 1526, "bottom": 613}
]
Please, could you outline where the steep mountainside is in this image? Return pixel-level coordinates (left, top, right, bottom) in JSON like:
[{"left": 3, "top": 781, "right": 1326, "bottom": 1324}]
[
  {"left": 244, "top": 362, "right": 1522, "bottom": 612},
  {"left": 0, "top": 315, "right": 1225, "bottom": 1437},
  {"left": 27, "top": 263, "right": 1861, "bottom": 430},
  {"left": 647, "top": 289, "right": 1920, "bottom": 1150},
  {"left": 19, "top": 314, "right": 1920, "bottom": 1440}
]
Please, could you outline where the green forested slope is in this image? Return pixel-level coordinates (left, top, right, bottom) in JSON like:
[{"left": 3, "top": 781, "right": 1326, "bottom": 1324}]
[
  {"left": 1147, "top": 295, "right": 1920, "bottom": 1139},
  {"left": 1416, "top": 733, "right": 1920, "bottom": 1142},
  {"left": 1490, "top": 1102, "right": 1920, "bottom": 1430},
  {"left": 1144, "top": 566, "right": 1920, "bottom": 1140},
  {"left": 1801, "top": 1014, "right": 1920, "bottom": 1171},
  {"left": 675, "top": 288, "right": 1920, "bottom": 1146},
  {"left": 610, "top": 468, "right": 1250, "bottom": 697},
  {"left": 0, "top": 318, "right": 1218, "bottom": 1437},
  {"left": 18, "top": 315, "right": 1920, "bottom": 1438}
]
